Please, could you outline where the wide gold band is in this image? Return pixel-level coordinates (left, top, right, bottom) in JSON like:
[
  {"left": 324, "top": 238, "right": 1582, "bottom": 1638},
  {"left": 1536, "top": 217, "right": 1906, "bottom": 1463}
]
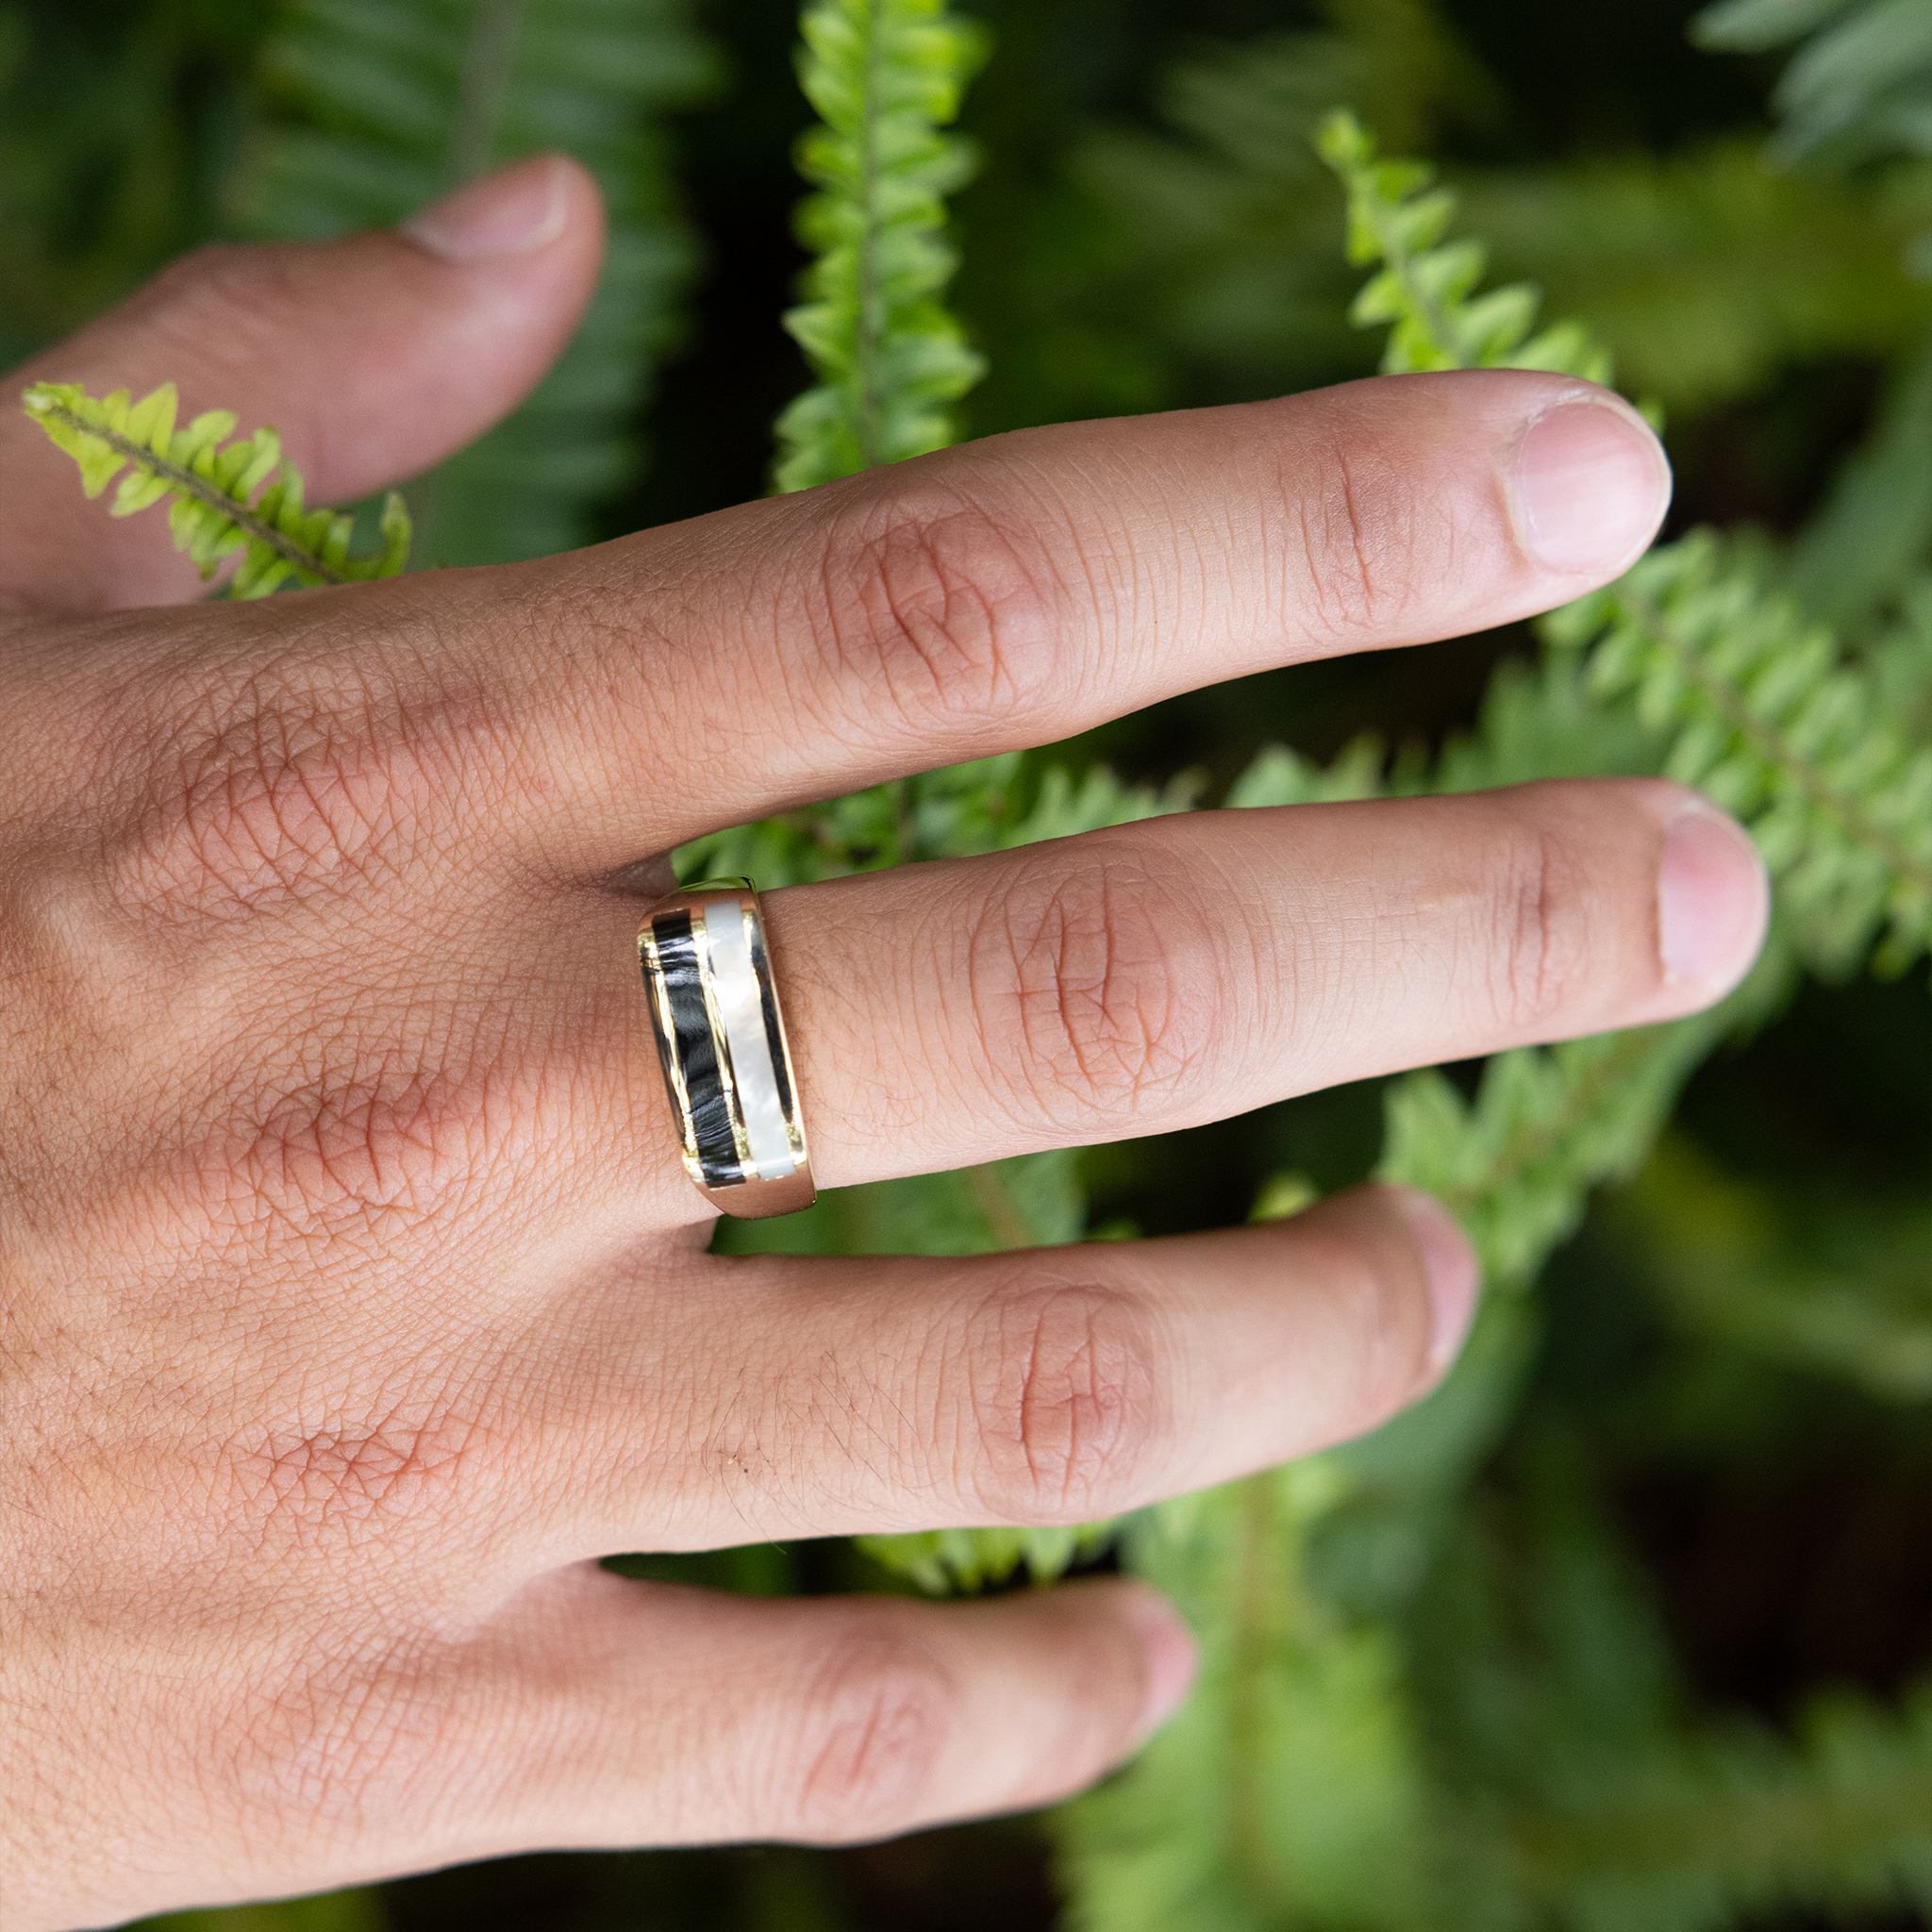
[{"left": 638, "top": 877, "right": 815, "bottom": 1219}]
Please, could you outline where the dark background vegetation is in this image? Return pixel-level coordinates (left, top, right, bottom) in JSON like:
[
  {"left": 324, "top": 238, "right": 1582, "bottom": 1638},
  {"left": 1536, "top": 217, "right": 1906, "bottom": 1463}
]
[{"left": 5, "top": 0, "right": 1928, "bottom": 1925}]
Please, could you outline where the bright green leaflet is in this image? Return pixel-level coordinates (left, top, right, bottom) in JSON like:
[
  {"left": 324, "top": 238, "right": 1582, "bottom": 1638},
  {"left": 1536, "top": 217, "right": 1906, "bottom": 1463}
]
[
  {"left": 19, "top": 379, "right": 408, "bottom": 596},
  {"left": 773, "top": 0, "right": 988, "bottom": 490}
]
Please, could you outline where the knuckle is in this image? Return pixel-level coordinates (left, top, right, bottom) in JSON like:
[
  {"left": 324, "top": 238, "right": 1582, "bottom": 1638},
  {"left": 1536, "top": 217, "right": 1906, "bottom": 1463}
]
[
  {"left": 969, "top": 846, "right": 1218, "bottom": 1132},
  {"left": 798, "top": 485, "right": 1059, "bottom": 737},
  {"left": 1488, "top": 809, "right": 1596, "bottom": 1033},
  {"left": 784, "top": 1618, "right": 953, "bottom": 1841},
  {"left": 190, "top": 1046, "right": 509, "bottom": 1255},
  {"left": 103, "top": 643, "right": 491, "bottom": 924},
  {"left": 955, "top": 1271, "right": 1162, "bottom": 1524},
  {"left": 230, "top": 1407, "right": 485, "bottom": 1548},
  {"left": 212, "top": 1051, "right": 498, "bottom": 1243}
]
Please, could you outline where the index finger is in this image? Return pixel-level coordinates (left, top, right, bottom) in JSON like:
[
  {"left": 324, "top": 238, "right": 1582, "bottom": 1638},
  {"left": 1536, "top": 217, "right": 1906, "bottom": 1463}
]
[{"left": 441, "top": 367, "right": 1670, "bottom": 863}]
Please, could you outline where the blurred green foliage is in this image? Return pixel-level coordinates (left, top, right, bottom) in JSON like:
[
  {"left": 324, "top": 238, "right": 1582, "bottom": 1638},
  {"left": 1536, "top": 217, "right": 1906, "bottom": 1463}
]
[
  {"left": 6, "top": 0, "right": 1929, "bottom": 1928},
  {"left": 241, "top": 0, "right": 716, "bottom": 562}
]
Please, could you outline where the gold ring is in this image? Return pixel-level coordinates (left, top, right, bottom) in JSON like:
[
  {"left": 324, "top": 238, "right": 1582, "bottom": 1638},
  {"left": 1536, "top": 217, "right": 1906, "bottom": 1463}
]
[{"left": 638, "top": 877, "right": 815, "bottom": 1219}]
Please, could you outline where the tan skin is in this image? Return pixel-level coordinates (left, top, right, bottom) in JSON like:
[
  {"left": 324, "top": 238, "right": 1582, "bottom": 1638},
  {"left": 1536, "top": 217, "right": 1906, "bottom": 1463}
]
[{"left": 0, "top": 157, "right": 1767, "bottom": 1926}]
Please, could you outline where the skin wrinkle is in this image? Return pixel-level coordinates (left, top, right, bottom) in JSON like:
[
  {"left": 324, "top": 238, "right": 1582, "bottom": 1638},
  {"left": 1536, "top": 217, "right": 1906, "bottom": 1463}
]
[
  {"left": 1332, "top": 443, "right": 1378, "bottom": 623},
  {"left": 1007, "top": 848, "right": 1220, "bottom": 1129},
  {"left": 802, "top": 494, "right": 1052, "bottom": 742},
  {"left": 1502, "top": 820, "right": 1561, "bottom": 1033},
  {"left": 1290, "top": 430, "right": 1382, "bottom": 641},
  {"left": 226, "top": 1342, "right": 523, "bottom": 1567},
  {"left": 949, "top": 1273, "right": 1158, "bottom": 1526},
  {"left": 94, "top": 646, "right": 491, "bottom": 928},
  {"left": 188, "top": 1041, "right": 492, "bottom": 1250}
]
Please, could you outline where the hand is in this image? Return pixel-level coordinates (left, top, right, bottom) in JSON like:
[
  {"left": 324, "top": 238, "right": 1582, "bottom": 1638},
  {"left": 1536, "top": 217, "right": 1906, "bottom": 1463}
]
[{"left": 0, "top": 157, "right": 1765, "bottom": 1927}]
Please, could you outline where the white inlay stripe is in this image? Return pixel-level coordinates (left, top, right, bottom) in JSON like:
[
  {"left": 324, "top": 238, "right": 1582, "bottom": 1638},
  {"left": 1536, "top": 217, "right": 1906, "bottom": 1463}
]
[{"left": 702, "top": 901, "right": 797, "bottom": 1180}]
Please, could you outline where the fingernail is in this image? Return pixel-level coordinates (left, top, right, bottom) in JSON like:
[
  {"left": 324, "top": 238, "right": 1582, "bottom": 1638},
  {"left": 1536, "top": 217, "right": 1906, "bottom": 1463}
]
[
  {"left": 1657, "top": 797, "right": 1769, "bottom": 986},
  {"left": 402, "top": 154, "right": 570, "bottom": 263},
  {"left": 1122, "top": 1589, "right": 1196, "bottom": 1747},
  {"left": 1391, "top": 1188, "right": 1479, "bottom": 1374},
  {"left": 1514, "top": 395, "right": 1672, "bottom": 576}
]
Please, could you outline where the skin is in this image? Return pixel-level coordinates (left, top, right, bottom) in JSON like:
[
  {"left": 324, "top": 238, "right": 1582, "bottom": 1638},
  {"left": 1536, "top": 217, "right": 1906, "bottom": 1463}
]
[{"left": 0, "top": 156, "right": 1769, "bottom": 1927}]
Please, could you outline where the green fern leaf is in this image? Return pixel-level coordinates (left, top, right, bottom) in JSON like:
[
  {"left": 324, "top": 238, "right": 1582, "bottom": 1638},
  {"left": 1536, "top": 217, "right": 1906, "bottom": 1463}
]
[
  {"left": 1058, "top": 106, "right": 1932, "bottom": 1932},
  {"left": 1316, "top": 108, "right": 1614, "bottom": 383},
  {"left": 1058, "top": 1464, "right": 1425, "bottom": 1932},
  {"left": 1548, "top": 531, "right": 1932, "bottom": 976},
  {"left": 773, "top": 0, "right": 989, "bottom": 491},
  {"left": 1377, "top": 968, "right": 1789, "bottom": 1295},
  {"left": 21, "top": 379, "right": 409, "bottom": 596}
]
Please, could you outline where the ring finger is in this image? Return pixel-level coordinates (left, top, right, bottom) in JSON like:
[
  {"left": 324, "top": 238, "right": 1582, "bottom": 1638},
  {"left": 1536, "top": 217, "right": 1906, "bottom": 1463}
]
[{"left": 761, "top": 774, "right": 1767, "bottom": 1187}]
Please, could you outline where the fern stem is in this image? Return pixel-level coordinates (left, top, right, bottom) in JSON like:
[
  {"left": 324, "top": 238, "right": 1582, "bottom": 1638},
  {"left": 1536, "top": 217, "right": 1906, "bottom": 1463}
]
[
  {"left": 34, "top": 402, "right": 347, "bottom": 586},
  {"left": 445, "top": 0, "right": 527, "bottom": 187},
  {"left": 1359, "top": 192, "right": 1470, "bottom": 371},
  {"left": 1440, "top": 1029, "right": 1670, "bottom": 1223},
  {"left": 1621, "top": 576, "right": 1932, "bottom": 908},
  {"left": 855, "top": 0, "right": 886, "bottom": 467},
  {"left": 1513, "top": 1760, "right": 1932, "bottom": 1890}
]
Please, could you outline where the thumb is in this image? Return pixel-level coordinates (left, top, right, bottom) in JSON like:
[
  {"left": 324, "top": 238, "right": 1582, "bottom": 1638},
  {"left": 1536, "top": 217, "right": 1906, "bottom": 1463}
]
[{"left": 1, "top": 153, "right": 606, "bottom": 615}]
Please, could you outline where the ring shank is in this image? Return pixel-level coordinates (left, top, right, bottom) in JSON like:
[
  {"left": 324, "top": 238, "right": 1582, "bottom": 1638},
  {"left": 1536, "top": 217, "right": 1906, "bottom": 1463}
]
[{"left": 639, "top": 879, "right": 815, "bottom": 1219}]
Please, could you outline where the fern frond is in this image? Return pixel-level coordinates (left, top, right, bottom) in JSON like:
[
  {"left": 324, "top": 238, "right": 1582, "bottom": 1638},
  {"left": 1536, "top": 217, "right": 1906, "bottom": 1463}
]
[
  {"left": 1790, "top": 320, "right": 1932, "bottom": 632},
  {"left": 1377, "top": 974, "right": 1787, "bottom": 1294},
  {"left": 675, "top": 753, "right": 1198, "bottom": 887},
  {"left": 1058, "top": 108, "right": 1932, "bottom": 1932},
  {"left": 1223, "top": 731, "right": 1389, "bottom": 807},
  {"left": 1057, "top": 1464, "right": 1425, "bottom": 1932},
  {"left": 1504, "top": 1683, "right": 1932, "bottom": 1930},
  {"left": 1316, "top": 108, "right": 1613, "bottom": 382},
  {"left": 862, "top": 1522, "right": 1118, "bottom": 1597},
  {"left": 1694, "top": 0, "right": 1932, "bottom": 276},
  {"left": 773, "top": 0, "right": 989, "bottom": 491},
  {"left": 1695, "top": 0, "right": 1932, "bottom": 169},
  {"left": 1073, "top": 37, "right": 1926, "bottom": 424},
  {"left": 1549, "top": 531, "right": 1932, "bottom": 975},
  {"left": 21, "top": 379, "right": 408, "bottom": 596}
]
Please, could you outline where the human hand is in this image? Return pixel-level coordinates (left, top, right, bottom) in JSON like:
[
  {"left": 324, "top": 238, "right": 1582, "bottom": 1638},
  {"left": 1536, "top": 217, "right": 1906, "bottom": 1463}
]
[{"left": 0, "top": 156, "right": 1765, "bottom": 1927}]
